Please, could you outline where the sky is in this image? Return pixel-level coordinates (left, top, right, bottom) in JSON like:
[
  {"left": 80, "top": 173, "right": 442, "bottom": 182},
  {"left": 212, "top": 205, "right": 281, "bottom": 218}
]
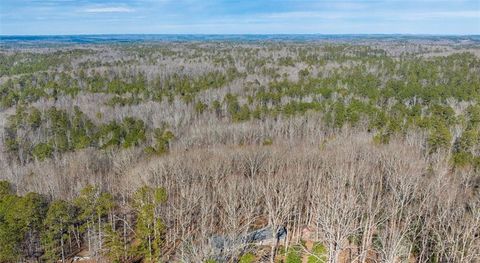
[{"left": 0, "top": 0, "right": 479, "bottom": 35}]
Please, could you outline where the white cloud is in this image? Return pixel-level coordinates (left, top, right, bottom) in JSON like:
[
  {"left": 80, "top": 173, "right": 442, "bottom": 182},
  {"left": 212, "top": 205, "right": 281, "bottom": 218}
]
[{"left": 84, "top": 6, "right": 135, "bottom": 13}]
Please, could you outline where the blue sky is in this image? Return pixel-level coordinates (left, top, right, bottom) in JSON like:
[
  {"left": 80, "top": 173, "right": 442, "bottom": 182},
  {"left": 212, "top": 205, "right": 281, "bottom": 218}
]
[{"left": 1, "top": 0, "right": 479, "bottom": 35}]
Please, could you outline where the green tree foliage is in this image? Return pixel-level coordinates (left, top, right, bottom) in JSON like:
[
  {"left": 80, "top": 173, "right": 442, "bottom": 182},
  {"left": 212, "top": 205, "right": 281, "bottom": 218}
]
[
  {"left": 307, "top": 243, "right": 327, "bottom": 263},
  {"left": 145, "top": 127, "right": 175, "bottom": 155},
  {"left": 226, "top": 93, "right": 240, "bottom": 116},
  {"left": 239, "top": 252, "right": 256, "bottom": 263},
  {"left": 0, "top": 181, "right": 13, "bottom": 198},
  {"left": 466, "top": 105, "right": 480, "bottom": 128},
  {"left": 121, "top": 118, "right": 147, "bottom": 148},
  {"left": 430, "top": 105, "right": 456, "bottom": 126},
  {"left": 71, "top": 106, "right": 95, "bottom": 149},
  {"left": 5, "top": 106, "right": 151, "bottom": 162},
  {"left": 132, "top": 186, "right": 167, "bottom": 262},
  {"left": 0, "top": 182, "right": 172, "bottom": 262},
  {"left": 331, "top": 102, "right": 347, "bottom": 129},
  {"left": 42, "top": 200, "right": 76, "bottom": 262},
  {"left": 103, "top": 225, "right": 125, "bottom": 263},
  {"left": 195, "top": 101, "right": 208, "bottom": 114},
  {"left": 278, "top": 56, "right": 295, "bottom": 66},
  {"left": 32, "top": 142, "right": 54, "bottom": 161},
  {"left": 28, "top": 107, "right": 42, "bottom": 129},
  {"left": 74, "top": 185, "right": 115, "bottom": 256},
  {"left": 235, "top": 105, "right": 252, "bottom": 122},
  {"left": 427, "top": 121, "right": 452, "bottom": 153},
  {"left": 285, "top": 246, "right": 302, "bottom": 263},
  {"left": 0, "top": 182, "right": 19, "bottom": 262},
  {"left": 212, "top": 99, "right": 222, "bottom": 117},
  {"left": 98, "top": 118, "right": 146, "bottom": 149},
  {"left": 224, "top": 93, "right": 252, "bottom": 122},
  {"left": 0, "top": 188, "right": 48, "bottom": 262},
  {"left": 452, "top": 128, "right": 479, "bottom": 168}
]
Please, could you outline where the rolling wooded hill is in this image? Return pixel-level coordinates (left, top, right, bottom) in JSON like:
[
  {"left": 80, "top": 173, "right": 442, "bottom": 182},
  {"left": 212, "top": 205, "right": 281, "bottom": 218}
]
[{"left": 0, "top": 36, "right": 479, "bottom": 262}]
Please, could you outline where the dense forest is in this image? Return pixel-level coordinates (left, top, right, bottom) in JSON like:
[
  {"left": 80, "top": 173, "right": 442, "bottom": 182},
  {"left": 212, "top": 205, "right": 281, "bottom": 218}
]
[{"left": 0, "top": 38, "right": 479, "bottom": 262}]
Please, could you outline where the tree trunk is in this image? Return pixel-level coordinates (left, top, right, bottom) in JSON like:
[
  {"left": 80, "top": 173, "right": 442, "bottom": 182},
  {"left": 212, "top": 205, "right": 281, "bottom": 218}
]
[{"left": 61, "top": 227, "right": 65, "bottom": 263}]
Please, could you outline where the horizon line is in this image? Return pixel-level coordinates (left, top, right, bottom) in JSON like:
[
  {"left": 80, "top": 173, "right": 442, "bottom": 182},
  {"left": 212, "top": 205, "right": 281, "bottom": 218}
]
[{"left": 2, "top": 33, "right": 480, "bottom": 37}]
